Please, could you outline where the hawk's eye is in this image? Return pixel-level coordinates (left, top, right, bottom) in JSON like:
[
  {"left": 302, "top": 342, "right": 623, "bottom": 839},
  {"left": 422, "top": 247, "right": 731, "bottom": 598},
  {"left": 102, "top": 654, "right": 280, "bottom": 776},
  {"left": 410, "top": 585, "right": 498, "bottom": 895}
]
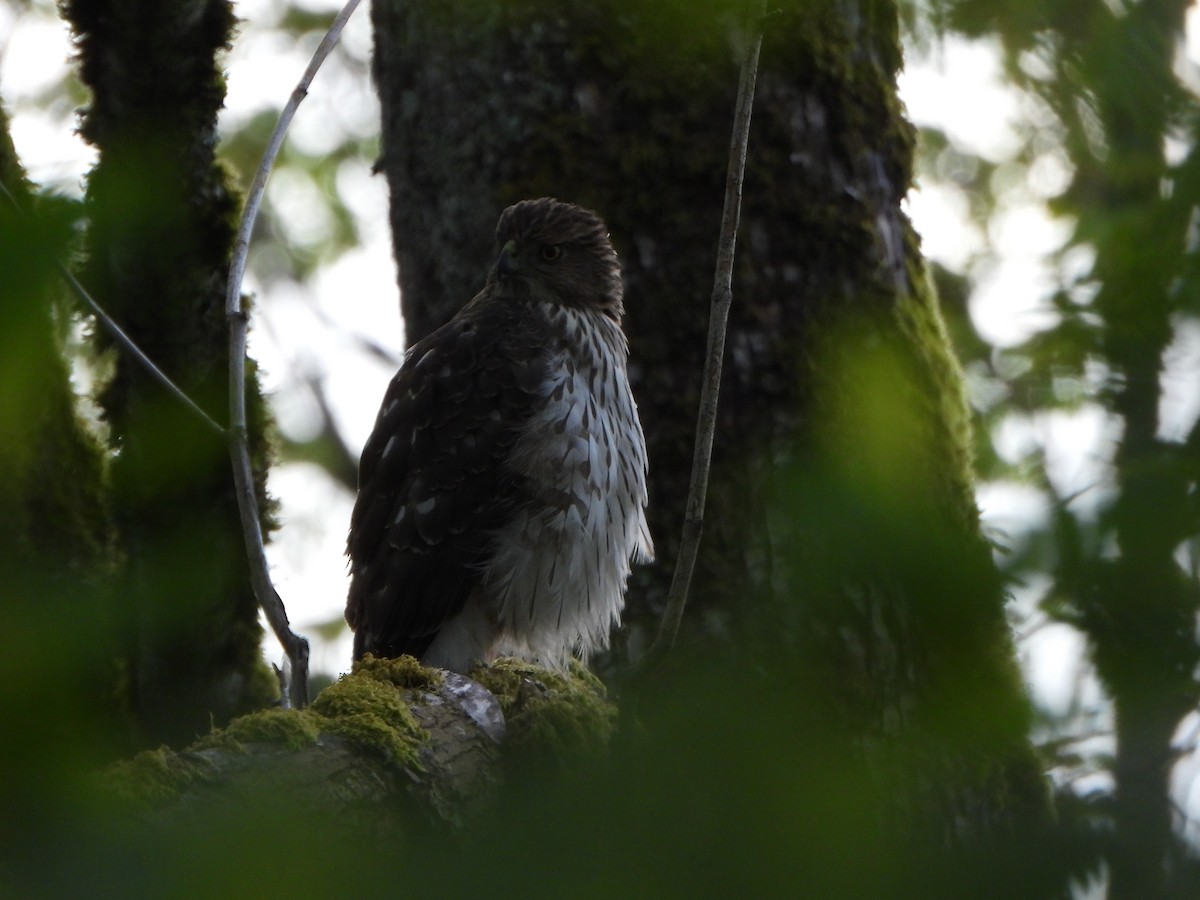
[{"left": 540, "top": 244, "right": 563, "bottom": 262}]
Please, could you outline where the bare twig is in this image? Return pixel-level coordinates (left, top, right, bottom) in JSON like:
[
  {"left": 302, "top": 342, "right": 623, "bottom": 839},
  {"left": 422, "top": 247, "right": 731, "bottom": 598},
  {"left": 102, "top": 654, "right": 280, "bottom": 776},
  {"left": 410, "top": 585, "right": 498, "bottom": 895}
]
[
  {"left": 224, "top": 0, "right": 363, "bottom": 709},
  {"left": 0, "top": 180, "right": 226, "bottom": 437},
  {"left": 225, "top": 0, "right": 363, "bottom": 324},
  {"left": 647, "top": 1, "right": 767, "bottom": 661}
]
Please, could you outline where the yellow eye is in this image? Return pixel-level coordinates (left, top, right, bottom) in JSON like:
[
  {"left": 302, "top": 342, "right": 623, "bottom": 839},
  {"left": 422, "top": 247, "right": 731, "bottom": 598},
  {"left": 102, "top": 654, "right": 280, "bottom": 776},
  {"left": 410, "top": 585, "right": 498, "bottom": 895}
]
[{"left": 540, "top": 244, "right": 563, "bottom": 262}]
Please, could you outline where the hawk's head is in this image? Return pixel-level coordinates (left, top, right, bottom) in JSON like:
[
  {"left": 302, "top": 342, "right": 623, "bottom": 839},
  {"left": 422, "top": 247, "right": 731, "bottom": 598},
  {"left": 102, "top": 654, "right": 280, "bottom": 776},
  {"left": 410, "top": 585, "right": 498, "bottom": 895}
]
[{"left": 488, "top": 198, "right": 624, "bottom": 319}]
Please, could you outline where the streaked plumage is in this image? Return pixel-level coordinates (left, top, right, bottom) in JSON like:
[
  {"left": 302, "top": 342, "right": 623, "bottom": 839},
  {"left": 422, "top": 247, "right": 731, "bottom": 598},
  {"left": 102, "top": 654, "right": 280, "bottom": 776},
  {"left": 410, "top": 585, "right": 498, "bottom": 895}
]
[{"left": 346, "top": 198, "right": 653, "bottom": 672}]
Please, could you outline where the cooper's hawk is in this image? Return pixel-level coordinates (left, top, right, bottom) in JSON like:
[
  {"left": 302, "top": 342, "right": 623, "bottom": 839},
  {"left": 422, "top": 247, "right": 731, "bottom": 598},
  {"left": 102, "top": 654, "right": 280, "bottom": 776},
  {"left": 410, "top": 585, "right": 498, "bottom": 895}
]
[{"left": 346, "top": 198, "right": 653, "bottom": 672}]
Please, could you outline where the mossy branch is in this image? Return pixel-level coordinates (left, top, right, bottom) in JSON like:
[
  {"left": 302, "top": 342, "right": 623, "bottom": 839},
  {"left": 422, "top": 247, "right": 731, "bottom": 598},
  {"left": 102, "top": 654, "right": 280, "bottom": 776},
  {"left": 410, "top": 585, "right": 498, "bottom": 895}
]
[
  {"left": 104, "top": 657, "right": 612, "bottom": 828},
  {"left": 648, "top": 1, "right": 767, "bottom": 661},
  {"left": 224, "top": 0, "right": 363, "bottom": 709}
]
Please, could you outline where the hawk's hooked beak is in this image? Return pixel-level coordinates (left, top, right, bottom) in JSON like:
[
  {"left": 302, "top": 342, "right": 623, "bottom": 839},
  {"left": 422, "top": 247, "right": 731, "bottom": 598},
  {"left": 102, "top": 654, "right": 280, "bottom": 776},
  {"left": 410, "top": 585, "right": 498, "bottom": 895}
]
[{"left": 497, "top": 239, "right": 520, "bottom": 278}]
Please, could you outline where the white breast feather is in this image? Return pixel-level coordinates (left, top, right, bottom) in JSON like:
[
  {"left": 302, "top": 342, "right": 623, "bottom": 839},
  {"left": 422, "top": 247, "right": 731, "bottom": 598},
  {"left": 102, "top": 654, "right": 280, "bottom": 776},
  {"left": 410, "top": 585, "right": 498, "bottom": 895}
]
[{"left": 483, "top": 306, "right": 652, "bottom": 667}]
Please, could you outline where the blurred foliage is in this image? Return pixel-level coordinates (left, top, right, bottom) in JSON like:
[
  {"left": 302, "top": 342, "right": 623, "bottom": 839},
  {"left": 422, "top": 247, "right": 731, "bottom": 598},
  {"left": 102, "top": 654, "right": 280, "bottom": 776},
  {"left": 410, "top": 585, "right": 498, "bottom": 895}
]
[
  {"left": 0, "top": 96, "right": 130, "bottom": 876},
  {"left": 908, "top": 0, "right": 1200, "bottom": 894}
]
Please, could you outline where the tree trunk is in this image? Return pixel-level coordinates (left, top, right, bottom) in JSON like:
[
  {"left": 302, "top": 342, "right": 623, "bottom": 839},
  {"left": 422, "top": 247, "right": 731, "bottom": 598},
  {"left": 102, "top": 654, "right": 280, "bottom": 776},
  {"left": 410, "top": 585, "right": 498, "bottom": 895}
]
[
  {"left": 370, "top": 0, "right": 1048, "bottom": 846},
  {"left": 61, "top": 0, "right": 277, "bottom": 748}
]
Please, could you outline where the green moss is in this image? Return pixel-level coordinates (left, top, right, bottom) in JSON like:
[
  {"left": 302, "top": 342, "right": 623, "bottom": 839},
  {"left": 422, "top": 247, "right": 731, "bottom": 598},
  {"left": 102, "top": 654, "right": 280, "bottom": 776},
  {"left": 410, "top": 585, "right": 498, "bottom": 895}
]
[
  {"left": 106, "top": 746, "right": 204, "bottom": 808},
  {"left": 892, "top": 261, "right": 979, "bottom": 527},
  {"left": 352, "top": 652, "right": 444, "bottom": 691},
  {"left": 808, "top": 277, "right": 978, "bottom": 534},
  {"left": 108, "top": 662, "right": 443, "bottom": 809},
  {"left": 192, "top": 707, "right": 322, "bottom": 754},
  {"left": 310, "top": 664, "right": 429, "bottom": 770},
  {"left": 472, "top": 658, "right": 616, "bottom": 764}
]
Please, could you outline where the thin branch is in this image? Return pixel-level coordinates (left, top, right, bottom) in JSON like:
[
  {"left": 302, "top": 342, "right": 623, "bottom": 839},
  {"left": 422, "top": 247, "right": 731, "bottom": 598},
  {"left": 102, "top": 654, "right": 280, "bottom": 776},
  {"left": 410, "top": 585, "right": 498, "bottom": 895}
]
[
  {"left": 224, "top": 0, "right": 364, "bottom": 324},
  {"left": 0, "top": 180, "right": 226, "bottom": 437},
  {"left": 646, "top": 1, "right": 767, "bottom": 661},
  {"left": 224, "top": 0, "right": 363, "bottom": 709}
]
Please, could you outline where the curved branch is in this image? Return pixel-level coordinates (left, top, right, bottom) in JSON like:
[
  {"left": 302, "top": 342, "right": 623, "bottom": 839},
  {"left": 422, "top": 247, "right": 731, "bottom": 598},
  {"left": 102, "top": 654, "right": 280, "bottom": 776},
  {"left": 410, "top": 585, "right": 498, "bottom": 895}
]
[{"left": 224, "top": 0, "right": 364, "bottom": 708}]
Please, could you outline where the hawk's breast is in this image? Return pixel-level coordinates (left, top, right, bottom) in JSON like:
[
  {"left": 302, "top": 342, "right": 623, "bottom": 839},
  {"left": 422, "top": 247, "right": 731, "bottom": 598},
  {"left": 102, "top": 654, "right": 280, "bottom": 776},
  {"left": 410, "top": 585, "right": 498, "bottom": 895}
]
[{"left": 483, "top": 304, "right": 653, "bottom": 664}]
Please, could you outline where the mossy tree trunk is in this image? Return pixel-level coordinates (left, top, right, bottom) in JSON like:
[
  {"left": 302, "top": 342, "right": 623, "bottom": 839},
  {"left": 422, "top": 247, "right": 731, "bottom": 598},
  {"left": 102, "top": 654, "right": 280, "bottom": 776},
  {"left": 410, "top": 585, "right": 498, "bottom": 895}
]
[
  {"left": 61, "top": 0, "right": 276, "bottom": 749},
  {"left": 371, "top": 0, "right": 1050, "bottom": 849}
]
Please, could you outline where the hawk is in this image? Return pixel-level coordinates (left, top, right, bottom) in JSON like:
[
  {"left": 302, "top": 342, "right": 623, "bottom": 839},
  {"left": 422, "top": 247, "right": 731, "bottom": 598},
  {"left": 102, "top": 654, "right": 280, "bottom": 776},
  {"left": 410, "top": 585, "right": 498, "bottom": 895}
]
[{"left": 346, "top": 198, "right": 653, "bottom": 672}]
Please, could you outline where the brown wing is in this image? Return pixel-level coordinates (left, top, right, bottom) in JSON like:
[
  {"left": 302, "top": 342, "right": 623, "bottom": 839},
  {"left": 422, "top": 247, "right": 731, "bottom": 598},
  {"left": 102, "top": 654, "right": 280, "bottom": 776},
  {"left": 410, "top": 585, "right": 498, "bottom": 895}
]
[{"left": 346, "top": 297, "right": 551, "bottom": 660}]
